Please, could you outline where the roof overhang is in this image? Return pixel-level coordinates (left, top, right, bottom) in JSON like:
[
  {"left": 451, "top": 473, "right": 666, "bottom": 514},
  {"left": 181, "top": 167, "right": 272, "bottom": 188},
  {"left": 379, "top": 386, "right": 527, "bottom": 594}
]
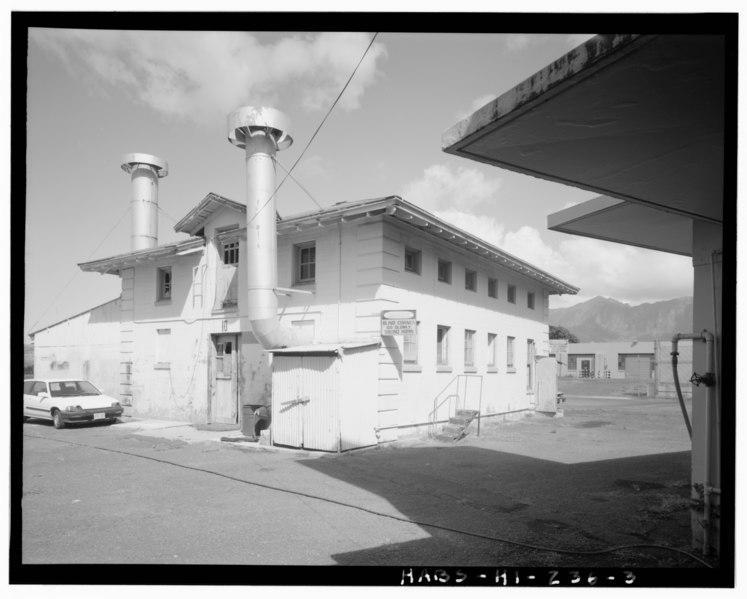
[
  {"left": 443, "top": 34, "right": 726, "bottom": 224},
  {"left": 548, "top": 196, "right": 693, "bottom": 257},
  {"left": 277, "top": 196, "right": 579, "bottom": 295},
  {"left": 78, "top": 237, "right": 205, "bottom": 275},
  {"left": 174, "top": 193, "right": 246, "bottom": 235},
  {"left": 269, "top": 341, "right": 381, "bottom": 356}
]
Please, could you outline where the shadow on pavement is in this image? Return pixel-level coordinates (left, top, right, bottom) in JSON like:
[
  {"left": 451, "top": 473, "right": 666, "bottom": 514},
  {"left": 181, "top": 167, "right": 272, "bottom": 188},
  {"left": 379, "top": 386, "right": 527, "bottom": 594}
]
[{"left": 298, "top": 445, "right": 694, "bottom": 568}]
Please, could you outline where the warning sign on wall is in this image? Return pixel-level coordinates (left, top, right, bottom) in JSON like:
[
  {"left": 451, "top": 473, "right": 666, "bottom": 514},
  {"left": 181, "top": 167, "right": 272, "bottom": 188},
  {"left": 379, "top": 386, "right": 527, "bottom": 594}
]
[{"left": 380, "top": 310, "right": 417, "bottom": 336}]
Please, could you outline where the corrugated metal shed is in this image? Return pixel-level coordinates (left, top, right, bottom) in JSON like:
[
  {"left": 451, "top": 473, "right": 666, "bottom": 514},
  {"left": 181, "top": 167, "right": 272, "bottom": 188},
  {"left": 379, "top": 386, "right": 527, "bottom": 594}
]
[{"left": 270, "top": 342, "right": 380, "bottom": 452}]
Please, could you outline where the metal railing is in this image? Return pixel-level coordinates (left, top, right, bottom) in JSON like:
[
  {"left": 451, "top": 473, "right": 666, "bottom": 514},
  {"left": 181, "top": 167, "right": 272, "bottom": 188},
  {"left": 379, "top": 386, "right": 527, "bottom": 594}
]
[{"left": 428, "top": 374, "right": 483, "bottom": 438}]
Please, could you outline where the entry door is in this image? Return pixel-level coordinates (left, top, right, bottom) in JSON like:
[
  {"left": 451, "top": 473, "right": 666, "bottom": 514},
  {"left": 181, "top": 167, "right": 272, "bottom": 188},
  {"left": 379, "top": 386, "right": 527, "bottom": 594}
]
[
  {"left": 210, "top": 334, "right": 239, "bottom": 424},
  {"left": 625, "top": 356, "right": 652, "bottom": 379},
  {"left": 580, "top": 359, "right": 592, "bottom": 377}
]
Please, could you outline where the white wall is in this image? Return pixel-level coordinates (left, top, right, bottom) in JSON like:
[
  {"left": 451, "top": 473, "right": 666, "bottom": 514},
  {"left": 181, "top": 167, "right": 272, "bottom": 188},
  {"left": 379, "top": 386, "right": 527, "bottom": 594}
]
[
  {"left": 40, "top": 209, "right": 563, "bottom": 430},
  {"left": 561, "top": 341, "right": 655, "bottom": 378},
  {"left": 33, "top": 299, "right": 121, "bottom": 393}
]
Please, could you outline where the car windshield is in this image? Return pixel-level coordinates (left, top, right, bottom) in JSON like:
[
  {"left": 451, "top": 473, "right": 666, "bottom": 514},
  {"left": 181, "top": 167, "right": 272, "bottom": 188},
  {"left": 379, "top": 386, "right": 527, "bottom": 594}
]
[{"left": 49, "top": 381, "right": 101, "bottom": 397}]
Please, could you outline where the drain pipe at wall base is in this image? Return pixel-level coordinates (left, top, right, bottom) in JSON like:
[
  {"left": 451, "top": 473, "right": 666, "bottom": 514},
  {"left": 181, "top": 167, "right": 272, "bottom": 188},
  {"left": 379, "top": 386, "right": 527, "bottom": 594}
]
[
  {"left": 227, "top": 106, "right": 313, "bottom": 350},
  {"left": 671, "top": 330, "right": 716, "bottom": 555}
]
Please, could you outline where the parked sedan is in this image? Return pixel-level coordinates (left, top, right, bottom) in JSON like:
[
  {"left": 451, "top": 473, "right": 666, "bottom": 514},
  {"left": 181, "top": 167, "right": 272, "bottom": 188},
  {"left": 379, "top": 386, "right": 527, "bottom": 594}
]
[{"left": 23, "top": 379, "right": 123, "bottom": 429}]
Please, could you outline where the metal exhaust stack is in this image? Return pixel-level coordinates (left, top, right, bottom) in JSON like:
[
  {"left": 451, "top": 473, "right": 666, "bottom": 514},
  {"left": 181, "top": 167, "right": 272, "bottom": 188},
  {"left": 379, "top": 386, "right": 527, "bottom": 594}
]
[
  {"left": 227, "top": 106, "right": 310, "bottom": 349},
  {"left": 121, "top": 153, "right": 169, "bottom": 251}
]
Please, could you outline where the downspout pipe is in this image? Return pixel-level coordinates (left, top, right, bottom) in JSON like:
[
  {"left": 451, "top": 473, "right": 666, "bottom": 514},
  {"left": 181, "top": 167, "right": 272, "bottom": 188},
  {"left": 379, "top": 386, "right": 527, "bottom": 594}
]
[
  {"left": 227, "top": 106, "right": 312, "bottom": 350},
  {"left": 671, "top": 330, "right": 716, "bottom": 555}
]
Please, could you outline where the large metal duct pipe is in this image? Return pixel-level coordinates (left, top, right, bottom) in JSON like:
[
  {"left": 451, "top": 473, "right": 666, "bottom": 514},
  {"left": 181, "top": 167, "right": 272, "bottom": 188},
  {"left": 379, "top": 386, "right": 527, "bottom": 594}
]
[
  {"left": 121, "top": 153, "right": 168, "bottom": 251},
  {"left": 227, "top": 106, "right": 310, "bottom": 349}
]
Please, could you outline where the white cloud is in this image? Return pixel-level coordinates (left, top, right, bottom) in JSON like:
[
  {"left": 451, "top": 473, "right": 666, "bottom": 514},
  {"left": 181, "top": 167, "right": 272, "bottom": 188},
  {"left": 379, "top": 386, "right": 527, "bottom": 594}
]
[
  {"left": 401, "top": 162, "right": 693, "bottom": 307},
  {"left": 30, "top": 29, "right": 386, "bottom": 125},
  {"left": 501, "top": 33, "right": 597, "bottom": 53},
  {"left": 455, "top": 93, "right": 497, "bottom": 121},
  {"left": 293, "top": 154, "right": 328, "bottom": 181},
  {"left": 566, "top": 34, "right": 597, "bottom": 48},
  {"left": 504, "top": 232, "right": 694, "bottom": 305},
  {"left": 504, "top": 34, "right": 533, "bottom": 51},
  {"left": 401, "top": 164, "right": 502, "bottom": 213}
]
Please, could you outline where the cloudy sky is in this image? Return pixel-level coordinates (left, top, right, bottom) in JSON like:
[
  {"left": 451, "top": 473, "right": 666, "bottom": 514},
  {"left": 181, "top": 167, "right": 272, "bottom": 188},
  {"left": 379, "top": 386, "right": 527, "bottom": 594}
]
[{"left": 24, "top": 23, "right": 696, "bottom": 337}]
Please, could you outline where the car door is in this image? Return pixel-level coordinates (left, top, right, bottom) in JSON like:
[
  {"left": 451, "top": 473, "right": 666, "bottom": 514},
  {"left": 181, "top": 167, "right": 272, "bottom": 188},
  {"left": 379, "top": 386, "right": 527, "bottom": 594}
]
[
  {"left": 26, "top": 381, "right": 50, "bottom": 420},
  {"left": 23, "top": 380, "right": 35, "bottom": 418}
]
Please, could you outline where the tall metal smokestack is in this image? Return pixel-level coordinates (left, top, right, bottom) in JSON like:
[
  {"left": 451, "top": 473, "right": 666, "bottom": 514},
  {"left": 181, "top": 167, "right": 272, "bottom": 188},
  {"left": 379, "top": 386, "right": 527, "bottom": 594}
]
[
  {"left": 227, "top": 106, "right": 309, "bottom": 349},
  {"left": 121, "top": 153, "right": 169, "bottom": 251}
]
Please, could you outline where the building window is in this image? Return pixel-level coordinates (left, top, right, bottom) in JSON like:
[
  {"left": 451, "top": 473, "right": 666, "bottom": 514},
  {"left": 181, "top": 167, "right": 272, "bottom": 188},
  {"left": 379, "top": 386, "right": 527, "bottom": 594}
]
[
  {"left": 157, "top": 267, "right": 172, "bottom": 301},
  {"left": 464, "top": 329, "right": 475, "bottom": 367},
  {"left": 222, "top": 241, "right": 239, "bottom": 265},
  {"left": 488, "top": 278, "right": 498, "bottom": 298},
  {"left": 527, "top": 292, "right": 535, "bottom": 310},
  {"left": 507, "top": 336, "right": 515, "bottom": 369},
  {"left": 295, "top": 242, "right": 316, "bottom": 284},
  {"left": 155, "top": 328, "right": 171, "bottom": 368},
  {"left": 507, "top": 284, "right": 516, "bottom": 304},
  {"left": 568, "top": 355, "right": 578, "bottom": 370},
  {"left": 437, "top": 259, "right": 452, "bottom": 284},
  {"left": 465, "top": 269, "right": 477, "bottom": 292},
  {"left": 215, "top": 340, "right": 234, "bottom": 379},
  {"left": 437, "top": 325, "right": 450, "bottom": 365},
  {"left": 487, "top": 333, "right": 497, "bottom": 368},
  {"left": 404, "top": 247, "right": 421, "bottom": 274},
  {"left": 403, "top": 322, "right": 420, "bottom": 364}
]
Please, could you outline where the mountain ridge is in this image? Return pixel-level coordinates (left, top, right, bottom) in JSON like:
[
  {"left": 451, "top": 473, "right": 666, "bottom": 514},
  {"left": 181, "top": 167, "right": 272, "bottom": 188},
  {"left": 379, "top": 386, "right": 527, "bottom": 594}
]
[{"left": 550, "top": 296, "right": 694, "bottom": 342}]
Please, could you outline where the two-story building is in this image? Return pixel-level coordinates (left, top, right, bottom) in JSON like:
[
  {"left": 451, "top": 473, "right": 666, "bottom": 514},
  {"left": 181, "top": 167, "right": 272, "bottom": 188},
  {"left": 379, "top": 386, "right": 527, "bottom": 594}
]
[
  {"left": 30, "top": 106, "right": 577, "bottom": 450},
  {"left": 30, "top": 192, "right": 578, "bottom": 444}
]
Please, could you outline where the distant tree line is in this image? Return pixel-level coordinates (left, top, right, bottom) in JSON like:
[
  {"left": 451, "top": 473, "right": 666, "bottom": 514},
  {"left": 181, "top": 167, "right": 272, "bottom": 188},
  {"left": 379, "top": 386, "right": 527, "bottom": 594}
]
[{"left": 549, "top": 325, "right": 579, "bottom": 343}]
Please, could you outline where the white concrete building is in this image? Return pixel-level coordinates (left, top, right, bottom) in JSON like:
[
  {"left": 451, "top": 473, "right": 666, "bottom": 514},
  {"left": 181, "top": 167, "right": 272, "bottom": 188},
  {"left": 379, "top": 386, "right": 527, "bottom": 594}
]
[
  {"left": 556, "top": 341, "right": 656, "bottom": 379},
  {"left": 31, "top": 193, "right": 577, "bottom": 443}
]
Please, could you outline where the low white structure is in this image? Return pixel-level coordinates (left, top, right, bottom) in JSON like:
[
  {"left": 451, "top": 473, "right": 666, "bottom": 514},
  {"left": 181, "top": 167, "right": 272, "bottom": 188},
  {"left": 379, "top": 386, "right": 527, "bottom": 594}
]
[
  {"left": 31, "top": 194, "right": 577, "bottom": 444},
  {"left": 549, "top": 339, "right": 693, "bottom": 398},
  {"left": 555, "top": 341, "right": 655, "bottom": 379}
]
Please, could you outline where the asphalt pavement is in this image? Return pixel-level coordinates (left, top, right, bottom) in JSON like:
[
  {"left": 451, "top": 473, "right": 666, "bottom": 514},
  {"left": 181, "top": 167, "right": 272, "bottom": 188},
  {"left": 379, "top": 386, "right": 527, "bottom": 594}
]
[{"left": 19, "top": 394, "right": 710, "bottom": 577}]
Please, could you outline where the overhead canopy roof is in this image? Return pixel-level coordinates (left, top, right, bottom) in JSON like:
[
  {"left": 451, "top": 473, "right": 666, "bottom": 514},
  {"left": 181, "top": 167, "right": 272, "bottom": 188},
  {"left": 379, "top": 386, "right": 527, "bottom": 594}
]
[
  {"left": 443, "top": 34, "right": 726, "bottom": 225},
  {"left": 547, "top": 196, "right": 693, "bottom": 257}
]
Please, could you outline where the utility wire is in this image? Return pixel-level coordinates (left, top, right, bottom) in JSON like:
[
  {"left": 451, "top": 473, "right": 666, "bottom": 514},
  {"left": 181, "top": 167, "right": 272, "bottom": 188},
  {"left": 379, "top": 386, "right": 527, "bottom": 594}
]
[
  {"left": 157, "top": 205, "right": 180, "bottom": 226},
  {"left": 28, "top": 205, "right": 131, "bottom": 333},
  {"left": 26, "top": 433, "right": 714, "bottom": 569},
  {"left": 247, "top": 32, "right": 380, "bottom": 227},
  {"left": 274, "top": 158, "right": 323, "bottom": 210}
]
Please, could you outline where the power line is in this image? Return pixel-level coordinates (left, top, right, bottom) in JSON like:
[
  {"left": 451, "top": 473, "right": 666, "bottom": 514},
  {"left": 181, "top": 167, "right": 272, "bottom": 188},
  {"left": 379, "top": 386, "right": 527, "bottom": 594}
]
[
  {"left": 247, "top": 31, "right": 380, "bottom": 227},
  {"left": 157, "top": 205, "right": 179, "bottom": 225},
  {"left": 28, "top": 205, "right": 131, "bottom": 334},
  {"left": 274, "top": 158, "right": 322, "bottom": 210}
]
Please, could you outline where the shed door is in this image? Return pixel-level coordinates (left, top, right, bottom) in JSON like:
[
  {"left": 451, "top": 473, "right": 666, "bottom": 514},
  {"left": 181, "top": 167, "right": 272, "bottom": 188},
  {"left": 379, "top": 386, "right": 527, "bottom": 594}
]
[
  {"left": 272, "top": 355, "right": 339, "bottom": 451},
  {"left": 625, "top": 356, "right": 653, "bottom": 379},
  {"left": 535, "top": 356, "right": 558, "bottom": 413},
  {"left": 210, "top": 334, "right": 239, "bottom": 424}
]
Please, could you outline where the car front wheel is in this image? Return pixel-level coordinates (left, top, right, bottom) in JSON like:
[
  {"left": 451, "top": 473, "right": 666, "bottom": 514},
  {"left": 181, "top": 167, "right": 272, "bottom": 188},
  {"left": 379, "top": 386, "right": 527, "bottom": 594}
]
[{"left": 52, "top": 411, "right": 65, "bottom": 429}]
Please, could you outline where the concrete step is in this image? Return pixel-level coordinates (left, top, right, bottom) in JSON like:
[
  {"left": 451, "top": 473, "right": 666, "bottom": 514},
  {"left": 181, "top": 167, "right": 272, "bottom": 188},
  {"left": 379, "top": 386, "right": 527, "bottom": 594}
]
[
  {"left": 455, "top": 409, "right": 480, "bottom": 418},
  {"left": 434, "top": 430, "right": 466, "bottom": 442}
]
